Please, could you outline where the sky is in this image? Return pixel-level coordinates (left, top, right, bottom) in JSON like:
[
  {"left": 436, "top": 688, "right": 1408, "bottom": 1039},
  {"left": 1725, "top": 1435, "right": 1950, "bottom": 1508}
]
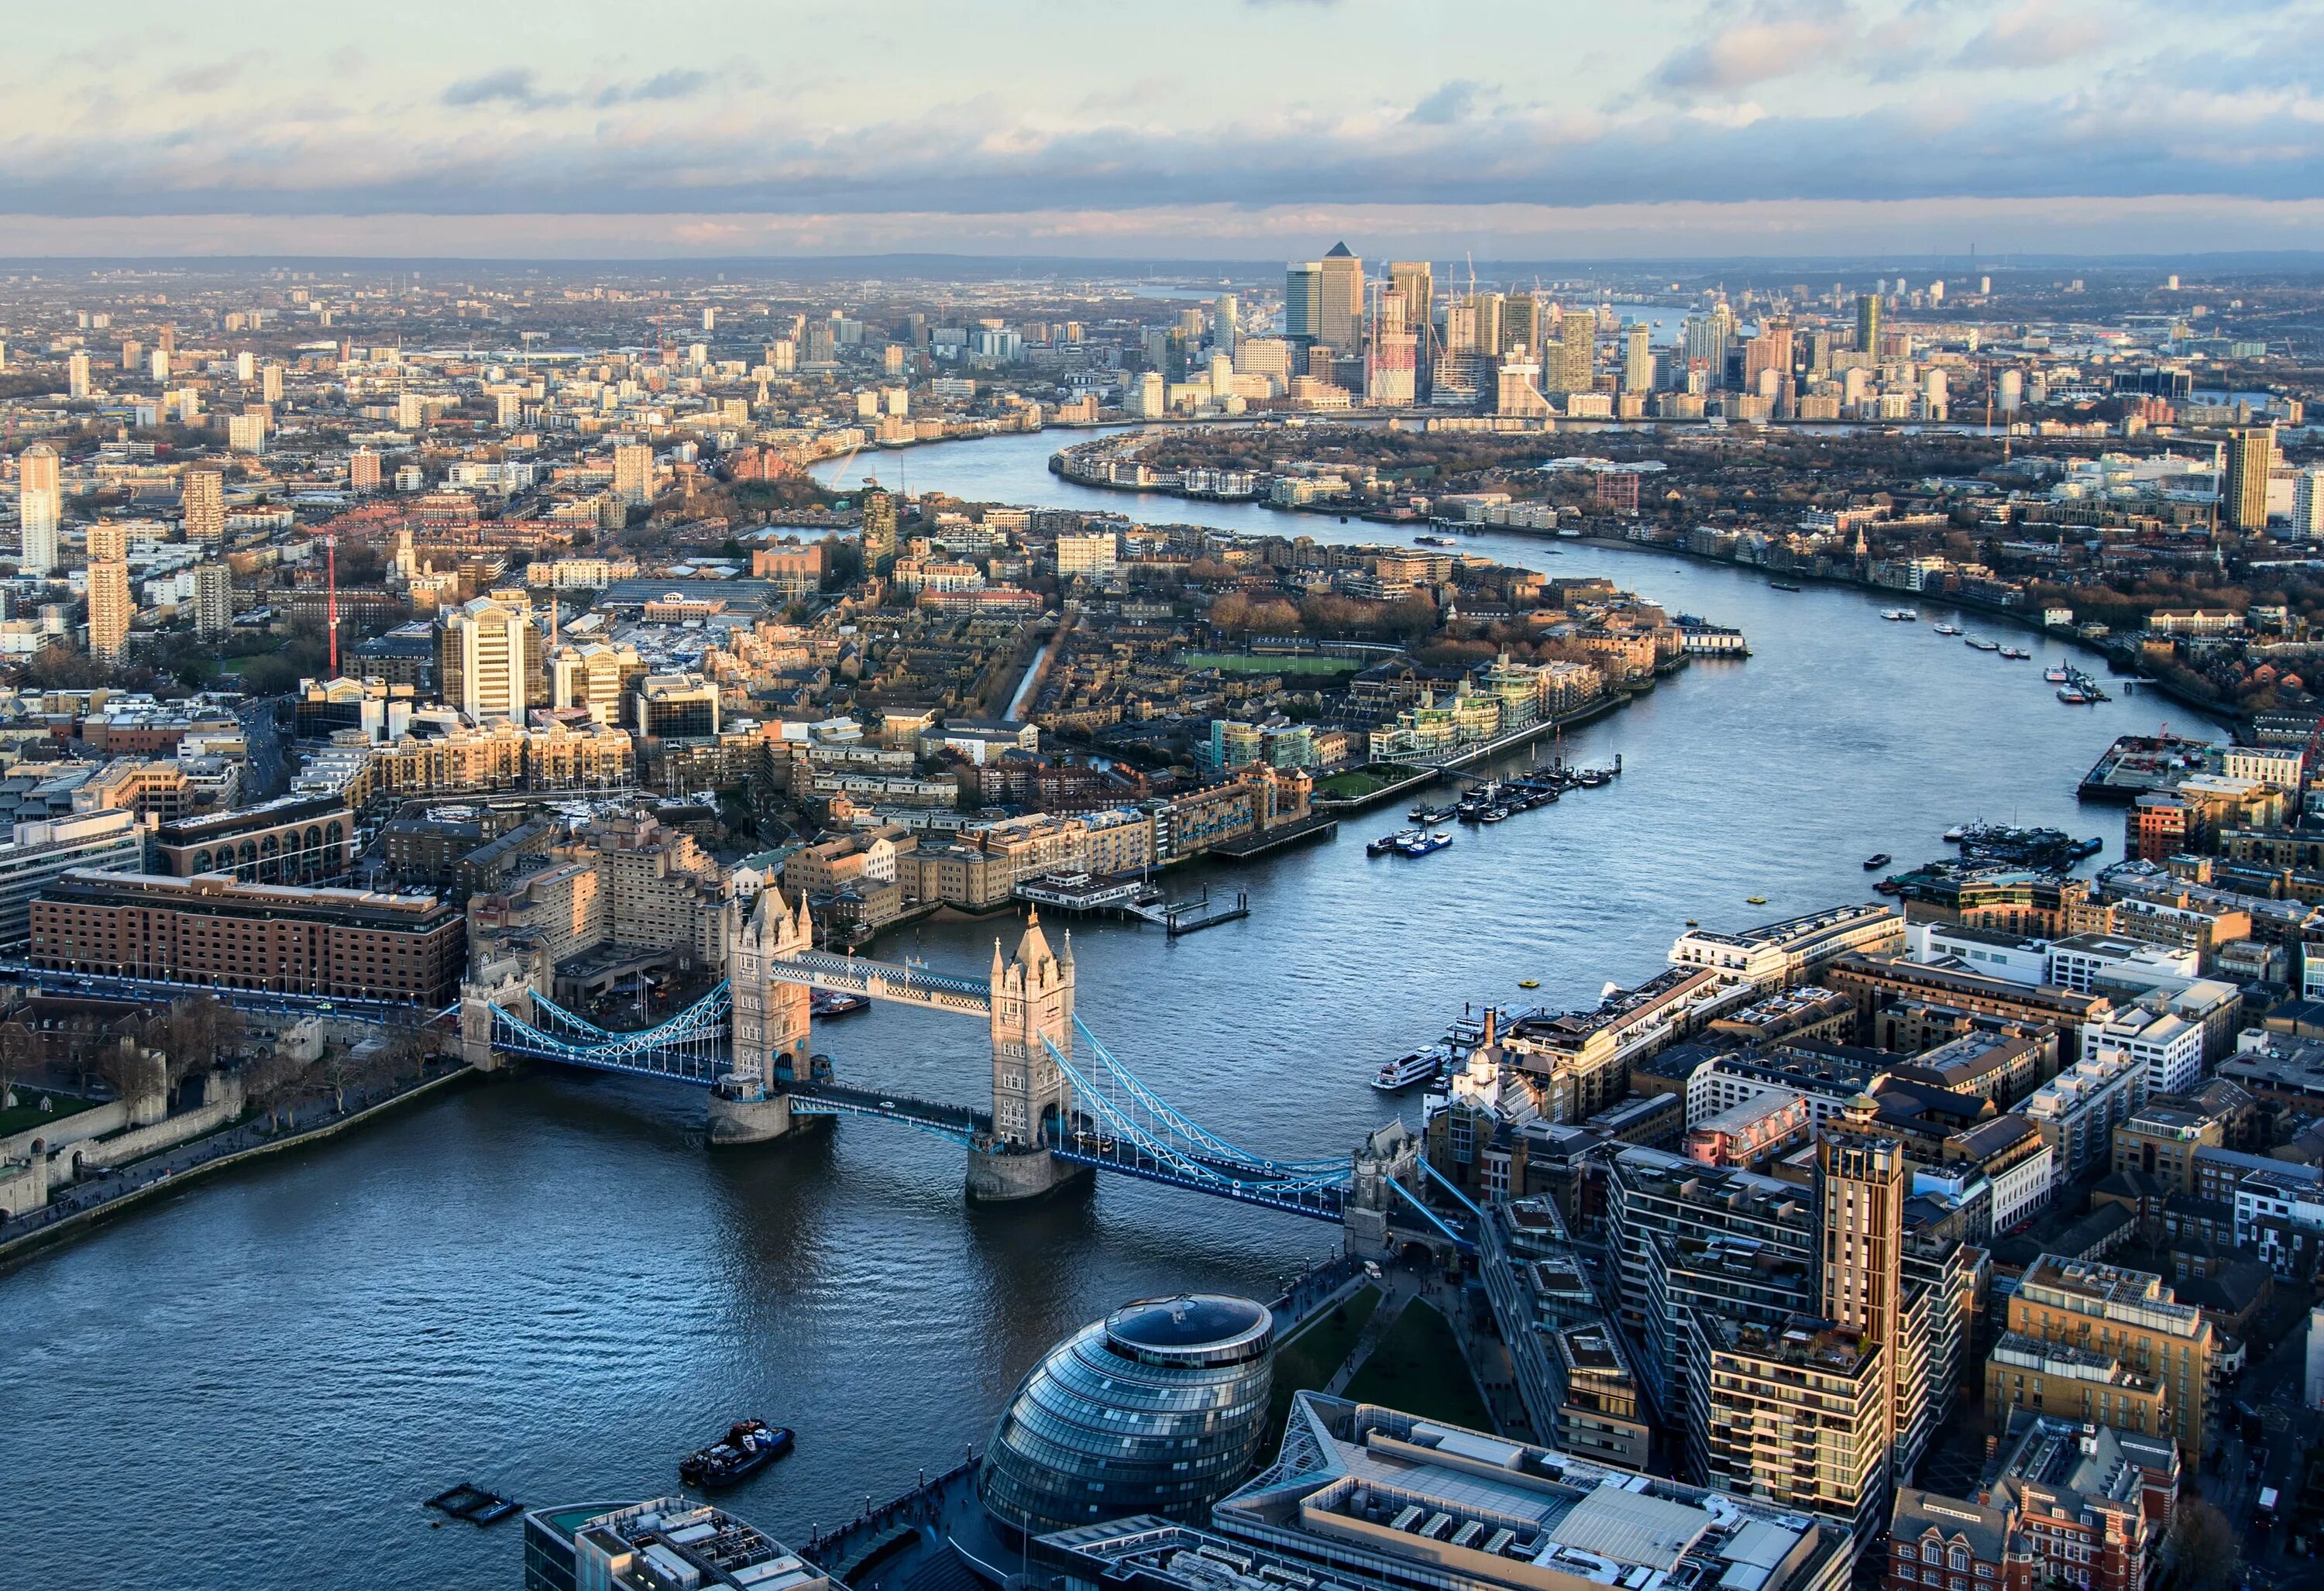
[{"left": 3, "top": 0, "right": 2322, "bottom": 262}]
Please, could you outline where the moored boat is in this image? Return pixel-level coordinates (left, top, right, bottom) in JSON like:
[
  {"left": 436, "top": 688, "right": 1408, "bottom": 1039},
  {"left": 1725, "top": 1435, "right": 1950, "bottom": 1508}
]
[
  {"left": 1863, "top": 853, "right": 1891, "bottom": 870},
  {"left": 1400, "top": 830, "right": 1452, "bottom": 857},
  {"left": 1373, "top": 1046, "right": 1449, "bottom": 1091},
  {"left": 680, "top": 1421, "right": 794, "bottom": 1488}
]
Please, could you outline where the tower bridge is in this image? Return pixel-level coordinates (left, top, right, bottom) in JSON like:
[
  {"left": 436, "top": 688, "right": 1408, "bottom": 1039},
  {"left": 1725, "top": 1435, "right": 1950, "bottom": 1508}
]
[{"left": 460, "top": 892, "right": 1464, "bottom": 1247}]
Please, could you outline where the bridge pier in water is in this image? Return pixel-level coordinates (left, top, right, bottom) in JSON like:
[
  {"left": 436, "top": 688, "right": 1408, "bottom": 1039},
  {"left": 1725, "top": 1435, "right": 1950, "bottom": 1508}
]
[{"left": 474, "top": 895, "right": 1465, "bottom": 1242}]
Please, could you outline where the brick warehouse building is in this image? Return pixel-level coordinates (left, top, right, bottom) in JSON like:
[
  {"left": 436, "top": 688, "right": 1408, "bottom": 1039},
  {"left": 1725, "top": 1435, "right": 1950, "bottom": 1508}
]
[{"left": 29, "top": 871, "right": 466, "bottom": 1007}]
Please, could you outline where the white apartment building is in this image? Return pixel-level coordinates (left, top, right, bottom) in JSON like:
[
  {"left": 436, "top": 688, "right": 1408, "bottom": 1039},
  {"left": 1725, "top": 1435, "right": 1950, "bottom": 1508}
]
[
  {"left": 1667, "top": 902, "right": 1903, "bottom": 991},
  {"left": 2089, "top": 1004, "right": 2205, "bottom": 1096},
  {"left": 2019, "top": 1047, "right": 2148, "bottom": 1185}
]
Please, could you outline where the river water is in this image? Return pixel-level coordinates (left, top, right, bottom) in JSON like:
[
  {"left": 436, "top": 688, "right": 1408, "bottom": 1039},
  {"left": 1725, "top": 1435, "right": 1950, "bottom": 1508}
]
[{"left": 0, "top": 428, "right": 2211, "bottom": 1589}]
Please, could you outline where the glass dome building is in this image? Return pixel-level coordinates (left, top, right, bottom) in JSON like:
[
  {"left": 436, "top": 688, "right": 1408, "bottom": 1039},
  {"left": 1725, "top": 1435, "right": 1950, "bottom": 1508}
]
[{"left": 978, "top": 1294, "right": 1276, "bottom": 1539}]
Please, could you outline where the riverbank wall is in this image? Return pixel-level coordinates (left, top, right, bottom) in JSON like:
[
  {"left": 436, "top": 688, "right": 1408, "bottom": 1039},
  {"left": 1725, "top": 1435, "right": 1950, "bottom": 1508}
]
[{"left": 0, "top": 1064, "right": 481, "bottom": 1272}]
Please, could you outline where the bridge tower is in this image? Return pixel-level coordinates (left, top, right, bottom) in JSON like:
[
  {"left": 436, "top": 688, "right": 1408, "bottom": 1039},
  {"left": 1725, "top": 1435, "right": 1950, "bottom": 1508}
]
[
  {"left": 712, "top": 888, "right": 813, "bottom": 1145},
  {"left": 459, "top": 948, "right": 538, "bottom": 1072},
  {"left": 968, "top": 909, "right": 1088, "bottom": 1202}
]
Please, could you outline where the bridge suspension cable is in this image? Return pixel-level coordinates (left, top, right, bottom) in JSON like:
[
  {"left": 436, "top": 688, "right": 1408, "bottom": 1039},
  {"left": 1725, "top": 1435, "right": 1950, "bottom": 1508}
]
[{"left": 1069, "top": 1018, "right": 1346, "bottom": 1175}]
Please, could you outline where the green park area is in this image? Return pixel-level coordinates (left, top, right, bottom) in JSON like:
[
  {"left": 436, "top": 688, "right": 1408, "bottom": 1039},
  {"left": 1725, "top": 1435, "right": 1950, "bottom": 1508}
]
[
  {"left": 1264, "top": 1284, "right": 1380, "bottom": 1445},
  {"left": 1315, "top": 768, "right": 1397, "bottom": 800},
  {"left": 1181, "top": 652, "right": 1363, "bottom": 679},
  {"left": 0, "top": 1091, "right": 97, "bottom": 1139},
  {"left": 1340, "top": 1301, "right": 1494, "bottom": 1432}
]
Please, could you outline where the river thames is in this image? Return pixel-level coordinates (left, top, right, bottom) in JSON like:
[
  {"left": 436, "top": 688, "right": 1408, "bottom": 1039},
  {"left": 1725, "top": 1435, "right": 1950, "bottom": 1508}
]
[{"left": 0, "top": 428, "right": 2216, "bottom": 1589}]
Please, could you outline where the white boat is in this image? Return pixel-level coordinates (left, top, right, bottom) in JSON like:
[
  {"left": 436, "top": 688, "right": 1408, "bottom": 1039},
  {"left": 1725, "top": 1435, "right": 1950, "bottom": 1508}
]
[
  {"left": 1373, "top": 1046, "right": 1450, "bottom": 1091},
  {"left": 1879, "top": 608, "right": 1919, "bottom": 621},
  {"left": 1933, "top": 623, "right": 1963, "bottom": 637},
  {"left": 2043, "top": 664, "right": 2068, "bottom": 683}
]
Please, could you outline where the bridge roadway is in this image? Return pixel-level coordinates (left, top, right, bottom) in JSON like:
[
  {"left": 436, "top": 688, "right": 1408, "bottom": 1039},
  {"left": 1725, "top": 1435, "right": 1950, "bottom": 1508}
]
[{"left": 761, "top": 950, "right": 992, "bottom": 1015}]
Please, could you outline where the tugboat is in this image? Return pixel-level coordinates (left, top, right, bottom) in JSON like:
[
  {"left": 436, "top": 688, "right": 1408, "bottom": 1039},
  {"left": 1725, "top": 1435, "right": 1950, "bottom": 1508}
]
[
  {"left": 679, "top": 1421, "right": 794, "bottom": 1488},
  {"left": 1863, "top": 853, "right": 1891, "bottom": 871}
]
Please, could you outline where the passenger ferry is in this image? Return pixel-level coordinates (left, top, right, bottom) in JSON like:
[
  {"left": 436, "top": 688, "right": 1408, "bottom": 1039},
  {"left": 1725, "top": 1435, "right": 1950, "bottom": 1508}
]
[
  {"left": 1933, "top": 623, "right": 1963, "bottom": 637},
  {"left": 1373, "top": 1045, "right": 1452, "bottom": 1091},
  {"left": 1879, "top": 608, "right": 1920, "bottom": 621},
  {"left": 1999, "top": 647, "right": 2030, "bottom": 661}
]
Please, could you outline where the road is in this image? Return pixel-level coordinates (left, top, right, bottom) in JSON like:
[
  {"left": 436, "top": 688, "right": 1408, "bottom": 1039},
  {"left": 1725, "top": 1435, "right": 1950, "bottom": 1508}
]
[
  {"left": 2202, "top": 1305, "right": 2322, "bottom": 1584},
  {"left": 235, "top": 694, "right": 291, "bottom": 799}
]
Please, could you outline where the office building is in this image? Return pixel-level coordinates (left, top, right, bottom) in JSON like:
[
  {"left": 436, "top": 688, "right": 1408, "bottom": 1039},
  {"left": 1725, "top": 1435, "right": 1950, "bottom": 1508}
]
[
  {"left": 29, "top": 870, "right": 466, "bottom": 1007},
  {"left": 18, "top": 441, "right": 60, "bottom": 575},
  {"left": 633, "top": 672, "right": 721, "bottom": 742},
  {"left": 1284, "top": 261, "right": 1322, "bottom": 348},
  {"left": 438, "top": 590, "right": 545, "bottom": 720},
  {"left": 611, "top": 441, "right": 654, "bottom": 507},
  {"left": 522, "top": 1497, "right": 833, "bottom": 1591},
  {"left": 1317, "top": 243, "right": 1363, "bottom": 353},
  {"left": 84, "top": 519, "right": 131, "bottom": 664},
  {"left": 1388, "top": 260, "right": 1433, "bottom": 338},
  {"left": 978, "top": 1294, "right": 1275, "bottom": 1539},
  {"left": 2223, "top": 424, "right": 2275, "bottom": 533},
  {"left": 1857, "top": 293, "right": 1882, "bottom": 354},
  {"left": 2002, "top": 1256, "right": 2212, "bottom": 1455},
  {"left": 1171, "top": 1393, "right": 1853, "bottom": 1591},
  {"left": 0, "top": 809, "right": 145, "bottom": 950},
  {"left": 180, "top": 466, "right": 225, "bottom": 543}
]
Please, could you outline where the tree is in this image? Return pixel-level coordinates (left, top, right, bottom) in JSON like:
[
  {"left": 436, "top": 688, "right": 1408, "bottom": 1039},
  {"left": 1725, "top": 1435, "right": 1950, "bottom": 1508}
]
[
  {"left": 380, "top": 1015, "right": 436, "bottom": 1087},
  {"left": 242, "top": 1040, "right": 311, "bottom": 1132},
  {"left": 2168, "top": 1497, "right": 2238, "bottom": 1591},
  {"left": 146, "top": 995, "right": 246, "bottom": 1091}
]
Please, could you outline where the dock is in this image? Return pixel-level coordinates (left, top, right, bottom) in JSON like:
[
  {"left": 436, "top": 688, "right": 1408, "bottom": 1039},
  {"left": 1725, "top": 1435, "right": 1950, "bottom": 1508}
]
[
  {"left": 1211, "top": 813, "right": 1338, "bottom": 860},
  {"left": 1014, "top": 872, "right": 1158, "bottom": 916},
  {"left": 1126, "top": 885, "right": 1250, "bottom": 936}
]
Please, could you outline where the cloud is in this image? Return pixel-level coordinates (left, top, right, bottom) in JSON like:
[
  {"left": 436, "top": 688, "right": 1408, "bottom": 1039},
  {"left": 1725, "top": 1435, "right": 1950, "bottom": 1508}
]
[
  {"left": 443, "top": 68, "right": 550, "bottom": 108},
  {"left": 596, "top": 68, "right": 710, "bottom": 107},
  {"left": 1408, "top": 80, "right": 1488, "bottom": 126},
  {"left": 1956, "top": 1, "right": 2107, "bottom": 67},
  {"left": 1655, "top": 2, "right": 1857, "bottom": 94}
]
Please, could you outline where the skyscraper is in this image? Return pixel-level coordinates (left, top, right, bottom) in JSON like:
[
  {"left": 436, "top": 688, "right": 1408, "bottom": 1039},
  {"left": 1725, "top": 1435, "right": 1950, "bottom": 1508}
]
[
  {"left": 1621, "top": 325, "right": 1654, "bottom": 393},
  {"left": 181, "top": 467, "right": 225, "bottom": 543},
  {"left": 612, "top": 442, "right": 655, "bottom": 507},
  {"left": 19, "top": 442, "right": 60, "bottom": 576},
  {"left": 1816, "top": 1098, "right": 1906, "bottom": 1424},
  {"left": 860, "top": 485, "right": 898, "bottom": 569},
  {"left": 2223, "top": 424, "right": 2277, "bottom": 532},
  {"left": 85, "top": 520, "right": 131, "bottom": 665},
  {"left": 1284, "top": 261, "right": 1323, "bottom": 347},
  {"left": 438, "top": 591, "right": 544, "bottom": 720},
  {"left": 1212, "top": 294, "right": 1239, "bottom": 353},
  {"left": 1856, "top": 292, "right": 1882, "bottom": 356},
  {"left": 1388, "top": 261, "right": 1433, "bottom": 337},
  {"left": 1471, "top": 291, "right": 1504, "bottom": 360},
  {"left": 1501, "top": 294, "right": 1539, "bottom": 358},
  {"left": 1549, "top": 308, "right": 1595, "bottom": 396},
  {"left": 1317, "top": 242, "right": 1363, "bottom": 354},
  {"left": 191, "top": 561, "right": 232, "bottom": 637}
]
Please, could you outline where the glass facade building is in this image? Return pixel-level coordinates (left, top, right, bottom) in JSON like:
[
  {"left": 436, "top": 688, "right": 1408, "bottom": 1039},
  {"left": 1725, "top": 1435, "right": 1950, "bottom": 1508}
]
[{"left": 978, "top": 1294, "right": 1275, "bottom": 1539}]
